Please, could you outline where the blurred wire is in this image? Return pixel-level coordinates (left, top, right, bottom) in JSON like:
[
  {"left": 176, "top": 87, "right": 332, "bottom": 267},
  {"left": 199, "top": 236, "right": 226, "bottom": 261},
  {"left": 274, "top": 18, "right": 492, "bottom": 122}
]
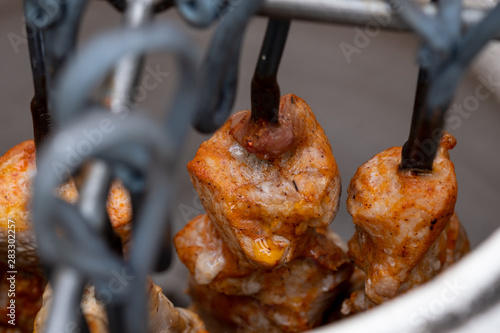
[{"left": 193, "top": 0, "right": 264, "bottom": 133}]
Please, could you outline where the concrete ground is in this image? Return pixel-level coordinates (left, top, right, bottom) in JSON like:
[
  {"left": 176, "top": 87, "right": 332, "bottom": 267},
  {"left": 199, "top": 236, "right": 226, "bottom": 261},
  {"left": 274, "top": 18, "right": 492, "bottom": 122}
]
[{"left": 1, "top": 1, "right": 499, "bottom": 305}]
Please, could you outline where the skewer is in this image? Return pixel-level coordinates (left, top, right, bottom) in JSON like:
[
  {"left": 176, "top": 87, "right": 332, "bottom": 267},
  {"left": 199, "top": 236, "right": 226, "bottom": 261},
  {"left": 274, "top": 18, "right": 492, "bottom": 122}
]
[
  {"left": 44, "top": 164, "right": 111, "bottom": 333},
  {"left": 399, "top": 0, "right": 443, "bottom": 172},
  {"left": 400, "top": 67, "right": 446, "bottom": 171},
  {"left": 25, "top": 23, "right": 51, "bottom": 152},
  {"left": 251, "top": 19, "right": 290, "bottom": 124}
]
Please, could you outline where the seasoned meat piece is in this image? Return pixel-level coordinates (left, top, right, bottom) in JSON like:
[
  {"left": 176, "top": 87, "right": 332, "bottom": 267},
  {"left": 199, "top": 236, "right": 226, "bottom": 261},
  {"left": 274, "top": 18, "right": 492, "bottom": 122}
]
[
  {"left": 0, "top": 141, "right": 45, "bottom": 332},
  {"left": 178, "top": 94, "right": 351, "bottom": 330},
  {"left": 444, "top": 213, "right": 470, "bottom": 268},
  {"left": 345, "top": 132, "right": 469, "bottom": 310},
  {"left": 174, "top": 214, "right": 251, "bottom": 289},
  {"left": 34, "top": 279, "right": 207, "bottom": 333},
  {"left": 0, "top": 141, "right": 39, "bottom": 270},
  {"left": 175, "top": 214, "right": 353, "bottom": 332},
  {"left": 187, "top": 94, "right": 341, "bottom": 268},
  {"left": 0, "top": 140, "right": 133, "bottom": 331}
]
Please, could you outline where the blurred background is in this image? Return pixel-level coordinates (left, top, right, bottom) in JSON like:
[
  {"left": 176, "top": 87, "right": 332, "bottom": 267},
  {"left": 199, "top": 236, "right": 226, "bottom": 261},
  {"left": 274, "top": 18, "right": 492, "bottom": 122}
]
[{"left": 1, "top": 0, "right": 499, "bottom": 305}]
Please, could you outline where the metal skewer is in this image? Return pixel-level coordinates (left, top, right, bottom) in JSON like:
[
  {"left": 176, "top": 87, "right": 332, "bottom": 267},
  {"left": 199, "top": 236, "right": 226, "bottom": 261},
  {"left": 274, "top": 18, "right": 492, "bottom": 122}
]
[
  {"left": 251, "top": 18, "right": 290, "bottom": 124},
  {"left": 400, "top": 67, "right": 445, "bottom": 171},
  {"left": 25, "top": 23, "right": 51, "bottom": 152}
]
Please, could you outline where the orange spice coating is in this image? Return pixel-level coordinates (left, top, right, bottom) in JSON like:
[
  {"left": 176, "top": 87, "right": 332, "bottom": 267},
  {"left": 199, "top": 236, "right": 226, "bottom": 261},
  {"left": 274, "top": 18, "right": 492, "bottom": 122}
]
[
  {"left": 345, "top": 132, "right": 469, "bottom": 308},
  {"left": 175, "top": 214, "right": 352, "bottom": 332}
]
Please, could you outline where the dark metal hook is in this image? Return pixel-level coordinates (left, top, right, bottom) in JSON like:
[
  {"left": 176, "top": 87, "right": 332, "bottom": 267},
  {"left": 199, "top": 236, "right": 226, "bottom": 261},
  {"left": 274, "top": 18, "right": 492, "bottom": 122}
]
[
  {"left": 428, "top": 2, "right": 500, "bottom": 110},
  {"left": 23, "top": 0, "right": 89, "bottom": 152},
  {"left": 25, "top": 22, "right": 52, "bottom": 152},
  {"left": 251, "top": 18, "right": 290, "bottom": 124},
  {"left": 400, "top": 68, "right": 446, "bottom": 171}
]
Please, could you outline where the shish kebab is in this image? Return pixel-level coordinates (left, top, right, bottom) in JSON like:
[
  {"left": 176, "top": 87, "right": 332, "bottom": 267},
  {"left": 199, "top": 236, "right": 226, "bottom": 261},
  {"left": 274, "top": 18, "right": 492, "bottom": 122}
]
[{"left": 1, "top": 1, "right": 480, "bottom": 332}]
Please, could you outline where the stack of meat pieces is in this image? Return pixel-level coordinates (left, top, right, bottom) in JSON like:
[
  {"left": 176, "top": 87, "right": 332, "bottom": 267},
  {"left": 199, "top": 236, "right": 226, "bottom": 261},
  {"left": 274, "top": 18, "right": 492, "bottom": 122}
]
[
  {"left": 342, "top": 132, "right": 470, "bottom": 314},
  {"left": 174, "top": 94, "right": 354, "bottom": 332},
  {"left": 0, "top": 98, "right": 471, "bottom": 332}
]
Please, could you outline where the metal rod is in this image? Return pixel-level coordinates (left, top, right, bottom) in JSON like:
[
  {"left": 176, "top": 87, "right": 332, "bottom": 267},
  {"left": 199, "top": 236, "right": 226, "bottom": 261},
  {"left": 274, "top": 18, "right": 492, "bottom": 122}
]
[
  {"left": 25, "top": 23, "right": 52, "bottom": 153},
  {"left": 251, "top": 19, "right": 290, "bottom": 124},
  {"left": 44, "top": 268, "right": 89, "bottom": 333},
  {"left": 400, "top": 66, "right": 445, "bottom": 171},
  {"left": 45, "top": 164, "right": 112, "bottom": 333},
  {"left": 110, "top": 0, "right": 155, "bottom": 113},
  {"left": 399, "top": 0, "right": 442, "bottom": 172},
  {"left": 259, "top": 0, "right": 500, "bottom": 39}
]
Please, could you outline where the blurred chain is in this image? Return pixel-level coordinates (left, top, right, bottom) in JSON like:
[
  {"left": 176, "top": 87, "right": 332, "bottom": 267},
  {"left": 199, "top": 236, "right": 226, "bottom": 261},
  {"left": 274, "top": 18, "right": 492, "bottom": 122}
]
[
  {"left": 45, "top": 0, "right": 160, "bottom": 331},
  {"left": 105, "top": 0, "right": 236, "bottom": 26},
  {"left": 33, "top": 21, "right": 198, "bottom": 333},
  {"left": 33, "top": 111, "right": 172, "bottom": 333},
  {"left": 193, "top": 0, "right": 264, "bottom": 133}
]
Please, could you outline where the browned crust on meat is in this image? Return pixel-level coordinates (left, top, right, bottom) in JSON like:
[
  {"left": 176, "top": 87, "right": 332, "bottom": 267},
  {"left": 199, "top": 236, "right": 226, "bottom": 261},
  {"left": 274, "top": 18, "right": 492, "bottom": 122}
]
[
  {"left": 175, "top": 214, "right": 353, "bottom": 332},
  {"left": 346, "top": 132, "right": 469, "bottom": 306}
]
